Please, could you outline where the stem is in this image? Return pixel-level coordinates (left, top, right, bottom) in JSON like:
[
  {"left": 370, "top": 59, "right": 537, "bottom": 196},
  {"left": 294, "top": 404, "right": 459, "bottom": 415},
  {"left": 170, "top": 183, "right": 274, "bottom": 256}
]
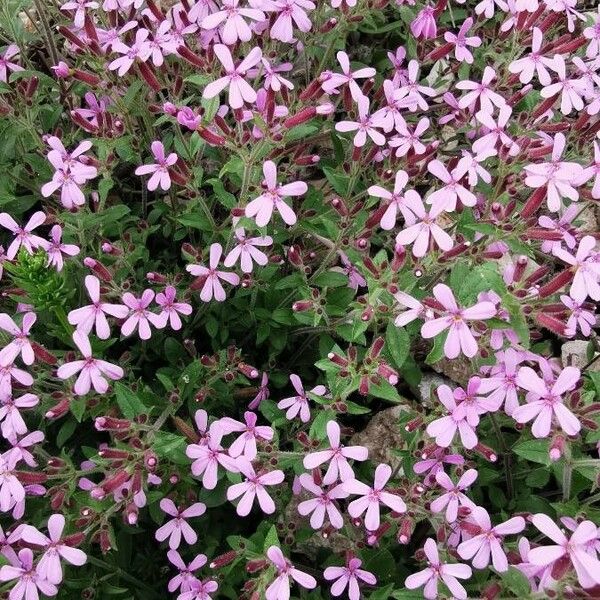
[
  {"left": 562, "top": 462, "right": 572, "bottom": 502},
  {"left": 86, "top": 556, "right": 162, "bottom": 599},
  {"left": 489, "top": 414, "right": 514, "bottom": 500}
]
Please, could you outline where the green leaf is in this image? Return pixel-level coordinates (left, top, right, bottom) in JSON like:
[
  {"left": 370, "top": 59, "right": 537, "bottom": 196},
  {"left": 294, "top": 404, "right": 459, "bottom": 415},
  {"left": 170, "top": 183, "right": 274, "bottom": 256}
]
[
  {"left": 501, "top": 567, "right": 531, "bottom": 596},
  {"left": 309, "top": 409, "right": 336, "bottom": 440},
  {"left": 114, "top": 382, "right": 147, "bottom": 420},
  {"left": 313, "top": 271, "right": 349, "bottom": 288},
  {"left": 263, "top": 525, "right": 280, "bottom": 552},
  {"left": 153, "top": 431, "right": 188, "bottom": 465},
  {"left": 513, "top": 439, "right": 550, "bottom": 466},
  {"left": 70, "top": 396, "right": 86, "bottom": 422},
  {"left": 503, "top": 294, "right": 530, "bottom": 349},
  {"left": 385, "top": 323, "right": 410, "bottom": 370},
  {"left": 425, "top": 331, "right": 447, "bottom": 365},
  {"left": 322, "top": 166, "right": 350, "bottom": 196},
  {"left": 369, "top": 380, "right": 404, "bottom": 404}
]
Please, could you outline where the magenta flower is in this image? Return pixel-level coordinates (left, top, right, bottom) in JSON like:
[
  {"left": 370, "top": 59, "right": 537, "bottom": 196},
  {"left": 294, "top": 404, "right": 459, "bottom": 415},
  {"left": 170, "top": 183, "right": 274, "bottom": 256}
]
[
  {"left": 203, "top": 45, "right": 262, "bottom": 110},
  {"left": 245, "top": 161, "right": 306, "bottom": 227},
  {"left": 46, "top": 225, "right": 79, "bottom": 272},
  {"left": 0, "top": 548, "right": 57, "bottom": 599},
  {"left": 56, "top": 331, "right": 124, "bottom": 396},
  {"left": 0, "top": 312, "right": 36, "bottom": 366},
  {"left": 186, "top": 424, "right": 238, "bottom": 489},
  {"left": 186, "top": 243, "right": 240, "bottom": 302},
  {"left": 223, "top": 229, "right": 272, "bottom": 273},
  {"left": 277, "top": 374, "right": 326, "bottom": 423},
  {"left": 270, "top": 0, "right": 315, "bottom": 43},
  {"left": 513, "top": 365, "right": 581, "bottom": 437},
  {"left": 420, "top": 284, "right": 496, "bottom": 359},
  {"left": 0, "top": 45, "right": 23, "bottom": 83},
  {"left": 167, "top": 550, "right": 206, "bottom": 593},
  {"left": 342, "top": 463, "right": 407, "bottom": 531},
  {"left": 444, "top": 17, "right": 481, "bottom": 64},
  {"left": 108, "top": 28, "right": 151, "bottom": 76},
  {"left": 21, "top": 515, "right": 87, "bottom": 584},
  {"left": 135, "top": 141, "right": 178, "bottom": 191},
  {"left": 201, "top": 0, "right": 265, "bottom": 45},
  {"left": 541, "top": 55, "right": 586, "bottom": 115},
  {"left": 335, "top": 96, "right": 385, "bottom": 148},
  {"left": 457, "top": 506, "right": 525, "bottom": 572},
  {"left": 508, "top": 27, "right": 556, "bottom": 85},
  {"left": 426, "top": 160, "right": 477, "bottom": 212},
  {"left": 405, "top": 538, "right": 472, "bottom": 599},
  {"left": 265, "top": 546, "right": 317, "bottom": 600},
  {"left": 0, "top": 211, "right": 49, "bottom": 260},
  {"left": 430, "top": 469, "right": 477, "bottom": 523},
  {"left": 321, "top": 51, "right": 375, "bottom": 100},
  {"left": 410, "top": 6, "right": 437, "bottom": 39},
  {"left": 528, "top": 513, "right": 600, "bottom": 589},
  {"left": 220, "top": 411, "right": 273, "bottom": 460},
  {"left": 0, "top": 394, "right": 39, "bottom": 444},
  {"left": 302, "top": 420, "right": 368, "bottom": 485},
  {"left": 553, "top": 236, "right": 600, "bottom": 302},
  {"left": 121, "top": 290, "right": 165, "bottom": 340},
  {"left": 155, "top": 286, "right": 192, "bottom": 331},
  {"left": 226, "top": 459, "right": 284, "bottom": 516},
  {"left": 68, "top": 275, "right": 129, "bottom": 339},
  {"left": 297, "top": 474, "right": 348, "bottom": 529},
  {"left": 155, "top": 499, "right": 206, "bottom": 549},
  {"left": 323, "top": 557, "right": 376, "bottom": 600},
  {"left": 456, "top": 66, "right": 506, "bottom": 114}
]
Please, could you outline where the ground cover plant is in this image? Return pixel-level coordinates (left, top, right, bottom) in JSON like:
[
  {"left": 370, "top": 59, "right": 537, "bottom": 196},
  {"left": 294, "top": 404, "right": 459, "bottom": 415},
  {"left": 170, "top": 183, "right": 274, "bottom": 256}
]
[{"left": 0, "top": 0, "right": 599, "bottom": 598}]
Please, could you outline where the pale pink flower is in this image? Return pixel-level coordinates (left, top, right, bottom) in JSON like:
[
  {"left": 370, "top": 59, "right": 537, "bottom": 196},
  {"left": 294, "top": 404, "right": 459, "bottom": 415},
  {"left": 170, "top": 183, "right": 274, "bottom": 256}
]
[
  {"left": 68, "top": 275, "right": 128, "bottom": 339},
  {"left": 155, "top": 499, "right": 206, "bottom": 549},
  {"left": 249, "top": 372, "right": 269, "bottom": 410},
  {"left": 584, "top": 8, "right": 600, "bottom": 58},
  {"left": 508, "top": 28, "right": 557, "bottom": 85},
  {"left": 203, "top": 44, "right": 261, "bottom": 110},
  {"left": 388, "top": 47, "right": 408, "bottom": 86},
  {"left": 473, "top": 105, "right": 520, "bottom": 156},
  {"left": 121, "top": 289, "right": 165, "bottom": 339},
  {"left": 456, "top": 66, "right": 506, "bottom": 113},
  {"left": 335, "top": 95, "right": 385, "bottom": 148},
  {"left": 108, "top": 29, "right": 151, "bottom": 76},
  {"left": 60, "top": 0, "right": 99, "bottom": 28},
  {"left": 420, "top": 284, "right": 496, "bottom": 359},
  {"left": 0, "top": 548, "right": 57, "bottom": 599},
  {"left": 541, "top": 55, "right": 586, "bottom": 115},
  {"left": 3, "top": 430, "right": 43, "bottom": 468},
  {"left": 0, "top": 454, "right": 24, "bottom": 513},
  {"left": 410, "top": 6, "right": 436, "bottom": 39},
  {"left": 257, "top": 59, "right": 293, "bottom": 92},
  {"left": 188, "top": 0, "right": 219, "bottom": 24},
  {"left": 45, "top": 225, "right": 79, "bottom": 272},
  {"left": 297, "top": 474, "right": 347, "bottom": 529},
  {"left": 393, "top": 291, "right": 425, "bottom": 327},
  {"left": 0, "top": 211, "right": 49, "bottom": 260},
  {"left": 367, "top": 169, "right": 419, "bottom": 230},
  {"left": 528, "top": 513, "right": 600, "bottom": 589},
  {"left": 575, "top": 139, "right": 600, "bottom": 199},
  {"left": 167, "top": 550, "right": 205, "bottom": 593},
  {"left": 394, "top": 60, "right": 436, "bottom": 112},
  {"left": 0, "top": 45, "right": 24, "bottom": 83},
  {"left": 277, "top": 374, "right": 326, "bottom": 423},
  {"left": 321, "top": 51, "right": 375, "bottom": 100},
  {"left": 430, "top": 469, "right": 478, "bottom": 523},
  {"left": 342, "top": 463, "right": 407, "bottom": 531},
  {"left": 265, "top": 546, "right": 316, "bottom": 600},
  {"left": 413, "top": 447, "right": 464, "bottom": 486},
  {"left": 0, "top": 363, "right": 33, "bottom": 396},
  {"left": 538, "top": 204, "right": 578, "bottom": 252},
  {"left": 245, "top": 161, "right": 305, "bottom": 226},
  {"left": 200, "top": 0, "right": 265, "bottom": 45},
  {"left": 405, "top": 538, "right": 472, "bottom": 599},
  {"left": 477, "top": 347, "right": 522, "bottom": 415},
  {"left": 457, "top": 506, "right": 525, "bottom": 572},
  {"left": 456, "top": 149, "right": 495, "bottom": 186},
  {"left": 395, "top": 193, "right": 453, "bottom": 257},
  {"left": 389, "top": 116, "right": 429, "bottom": 157},
  {"left": 155, "top": 286, "right": 192, "bottom": 331},
  {"left": 0, "top": 394, "right": 39, "bottom": 444},
  {"left": 21, "top": 515, "right": 86, "bottom": 584},
  {"left": 57, "top": 331, "right": 124, "bottom": 395},
  {"left": 135, "top": 141, "right": 178, "bottom": 191},
  {"left": 323, "top": 557, "right": 376, "bottom": 600},
  {"left": 372, "top": 80, "right": 405, "bottom": 133},
  {"left": 226, "top": 459, "right": 284, "bottom": 516},
  {"left": 270, "top": 0, "right": 315, "bottom": 43},
  {"left": 224, "top": 229, "right": 272, "bottom": 273},
  {"left": 553, "top": 236, "right": 600, "bottom": 302},
  {"left": 561, "top": 295, "right": 596, "bottom": 336},
  {"left": 426, "top": 159, "right": 477, "bottom": 211},
  {"left": 444, "top": 18, "right": 481, "bottom": 64},
  {"left": 220, "top": 411, "right": 273, "bottom": 460},
  {"left": 0, "top": 313, "right": 36, "bottom": 366},
  {"left": 303, "top": 421, "right": 368, "bottom": 484},
  {"left": 178, "top": 578, "right": 218, "bottom": 600},
  {"left": 186, "top": 243, "right": 240, "bottom": 302},
  {"left": 513, "top": 365, "right": 581, "bottom": 437}
]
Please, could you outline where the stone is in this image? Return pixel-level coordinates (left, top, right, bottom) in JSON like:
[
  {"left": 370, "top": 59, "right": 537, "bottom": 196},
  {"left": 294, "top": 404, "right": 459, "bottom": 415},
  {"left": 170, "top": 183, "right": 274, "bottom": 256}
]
[{"left": 562, "top": 340, "right": 599, "bottom": 371}]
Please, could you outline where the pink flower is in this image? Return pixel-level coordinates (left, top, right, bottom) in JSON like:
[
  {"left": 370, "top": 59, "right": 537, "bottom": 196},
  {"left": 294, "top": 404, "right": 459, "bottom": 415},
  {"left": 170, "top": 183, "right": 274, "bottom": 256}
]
[
  {"left": 393, "top": 292, "right": 425, "bottom": 327},
  {"left": 420, "top": 284, "right": 496, "bottom": 359},
  {"left": 541, "top": 55, "right": 586, "bottom": 115},
  {"left": 457, "top": 506, "right": 525, "bottom": 572},
  {"left": 0, "top": 45, "right": 24, "bottom": 83},
  {"left": 303, "top": 421, "right": 368, "bottom": 484},
  {"left": 528, "top": 513, "right": 600, "bottom": 589},
  {"left": 46, "top": 225, "right": 79, "bottom": 271},
  {"left": 456, "top": 66, "right": 506, "bottom": 114},
  {"left": 177, "top": 579, "right": 218, "bottom": 600},
  {"left": 258, "top": 58, "right": 293, "bottom": 92},
  {"left": 60, "top": 0, "right": 99, "bottom": 28},
  {"left": 561, "top": 295, "right": 596, "bottom": 336},
  {"left": 220, "top": 411, "right": 273, "bottom": 459},
  {"left": 413, "top": 447, "right": 464, "bottom": 486},
  {"left": 135, "top": 141, "right": 178, "bottom": 191},
  {"left": 477, "top": 347, "right": 522, "bottom": 415},
  {"left": 155, "top": 499, "right": 206, "bottom": 549},
  {"left": 108, "top": 29, "right": 151, "bottom": 76},
  {"left": 277, "top": 374, "right": 326, "bottom": 423},
  {"left": 395, "top": 193, "right": 453, "bottom": 257},
  {"left": 21, "top": 515, "right": 86, "bottom": 584},
  {"left": 121, "top": 290, "right": 165, "bottom": 339},
  {"left": 508, "top": 27, "right": 556, "bottom": 85},
  {"left": 0, "top": 548, "right": 57, "bottom": 599},
  {"left": 201, "top": 0, "right": 265, "bottom": 45},
  {"left": 405, "top": 538, "right": 472, "bottom": 599},
  {"left": 553, "top": 236, "right": 600, "bottom": 302},
  {"left": 167, "top": 550, "right": 206, "bottom": 593},
  {"left": 429, "top": 469, "right": 478, "bottom": 523},
  {"left": 249, "top": 372, "right": 269, "bottom": 410},
  {"left": 321, "top": 51, "right": 375, "bottom": 100},
  {"left": 584, "top": 7, "right": 600, "bottom": 58},
  {"left": 456, "top": 149, "right": 495, "bottom": 186},
  {"left": 389, "top": 116, "right": 430, "bottom": 157},
  {"left": 0, "top": 312, "right": 36, "bottom": 366},
  {"left": 444, "top": 17, "right": 481, "bottom": 64},
  {"left": 323, "top": 557, "right": 376, "bottom": 600},
  {"left": 265, "top": 546, "right": 316, "bottom": 600},
  {"left": 186, "top": 243, "right": 240, "bottom": 302},
  {"left": 223, "top": 229, "right": 272, "bottom": 273},
  {"left": 0, "top": 394, "right": 39, "bottom": 444},
  {"left": 270, "top": 0, "right": 315, "bottom": 43},
  {"left": 245, "top": 161, "right": 306, "bottom": 227},
  {"left": 297, "top": 474, "right": 347, "bottom": 529},
  {"left": 56, "top": 331, "right": 124, "bottom": 395},
  {"left": 0, "top": 363, "right": 33, "bottom": 397},
  {"left": 410, "top": 6, "right": 437, "bottom": 39},
  {"left": 473, "top": 105, "right": 520, "bottom": 156},
  {"left": 202, "top": 44, "right": 262, "bottom": 110},
  {"left": 575, "top": 138, "right": 600, "bottom": 199},
  {"left": 538, "top": 204, "right": 578, "bottom": 252},
  {"left": 186, "top": 424, "right": 238, "bottom": 489},
  {"left": 226, "top": 459, "right": 284, "bottom": 516},
  {"left": 0, "top": 455, "right": 25, "bottom": 512},
  {"left": 342, "top": 463, "right": 407, "bottom": 531},
  {"left": 513, "top": 365, "right": 581, "bottom": 437},
  {"left": 155, "top": 286, "right": 192, "bottom": 331},
  {"left": 68, "top": 275, "right": 129, "bottom": 339},
  {"left": 335, "top": 96, "right": 385, "bottom": 148},
  {"left": 3, "top": 430, "right": 43, "bottom": 469},
  {"left": 394, "top": 60, "right": 436, "bottom": 112},
  {"left": 0, "top": 211, "right": 49, "bottom": 260},
  {"left": 426, "top": 160, "right": 477, "bottom": 212}
]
